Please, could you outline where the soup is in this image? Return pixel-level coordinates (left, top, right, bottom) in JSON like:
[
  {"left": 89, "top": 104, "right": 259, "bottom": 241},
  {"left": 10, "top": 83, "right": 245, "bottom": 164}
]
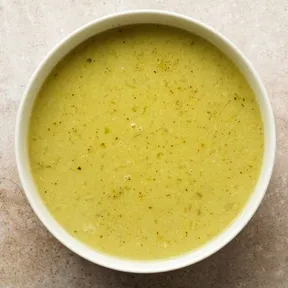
[{"left": 29, "top": 25, "right": 264, "bottom": 260}]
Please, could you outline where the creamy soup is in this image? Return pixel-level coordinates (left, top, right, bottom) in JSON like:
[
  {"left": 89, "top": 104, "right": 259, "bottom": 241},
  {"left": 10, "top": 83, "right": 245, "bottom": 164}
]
[{"left": 29, "top": 25, "right": 264, "bottom": 260}]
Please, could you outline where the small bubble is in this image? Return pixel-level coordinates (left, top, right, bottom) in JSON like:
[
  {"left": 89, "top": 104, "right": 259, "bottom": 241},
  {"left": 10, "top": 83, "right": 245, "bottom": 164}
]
[{"left": 124, "top": 175, "right": 131, "bottom": 181}]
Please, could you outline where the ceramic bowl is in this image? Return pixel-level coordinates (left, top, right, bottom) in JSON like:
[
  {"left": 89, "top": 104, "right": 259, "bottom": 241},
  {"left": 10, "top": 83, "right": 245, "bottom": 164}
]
[{"left": 15, "top": 10, "right": 276, "bottom": 273}]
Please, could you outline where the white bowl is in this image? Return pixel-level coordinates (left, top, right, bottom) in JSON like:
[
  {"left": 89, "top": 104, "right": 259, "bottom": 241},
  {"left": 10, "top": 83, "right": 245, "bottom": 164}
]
[{"left": 15, "top": 10, "right": 276, "bottom": 273}]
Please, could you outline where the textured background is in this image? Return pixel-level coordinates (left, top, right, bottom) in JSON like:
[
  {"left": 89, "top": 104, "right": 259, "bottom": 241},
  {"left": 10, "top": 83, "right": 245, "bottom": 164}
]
[{"left": 0, "top": 1, "right": 287, "bottom": 287}]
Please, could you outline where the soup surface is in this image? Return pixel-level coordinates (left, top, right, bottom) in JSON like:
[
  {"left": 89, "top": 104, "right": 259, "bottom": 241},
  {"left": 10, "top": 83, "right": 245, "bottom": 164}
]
[{"left": 29, "top": 25, "right": 264, "bottom": 259}]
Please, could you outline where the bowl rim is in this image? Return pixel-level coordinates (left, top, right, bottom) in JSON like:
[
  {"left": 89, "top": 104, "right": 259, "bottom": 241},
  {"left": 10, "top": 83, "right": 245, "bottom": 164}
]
[{"left": 15, "top": 9, "right": 276, "bottom": 273}]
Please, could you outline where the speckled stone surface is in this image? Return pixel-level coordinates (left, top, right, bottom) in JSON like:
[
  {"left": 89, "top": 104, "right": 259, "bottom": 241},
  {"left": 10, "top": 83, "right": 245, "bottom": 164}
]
[{"left": 0, "top": 1, "right": 287, "bottom": 287}]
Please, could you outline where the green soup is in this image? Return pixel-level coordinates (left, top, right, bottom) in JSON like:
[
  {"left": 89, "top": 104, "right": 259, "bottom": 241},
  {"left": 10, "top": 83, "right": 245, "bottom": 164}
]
[{"left": 29, "top": 25, "right": 264, "bottom": 260}]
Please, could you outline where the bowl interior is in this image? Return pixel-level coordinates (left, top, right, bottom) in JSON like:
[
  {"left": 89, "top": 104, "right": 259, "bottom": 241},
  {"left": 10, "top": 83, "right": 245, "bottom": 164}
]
[{"left": 15, "top": 10, "right": 275, "bottom": 273}]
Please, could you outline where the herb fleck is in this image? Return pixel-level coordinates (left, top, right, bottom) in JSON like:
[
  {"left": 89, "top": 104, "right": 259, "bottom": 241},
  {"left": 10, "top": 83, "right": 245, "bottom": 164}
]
[
  {"left": 196, "top": 192, "right": 203, "bottom": 198},
  {"left": 100, "top": 143, "right": 107, "bottom": 148}
]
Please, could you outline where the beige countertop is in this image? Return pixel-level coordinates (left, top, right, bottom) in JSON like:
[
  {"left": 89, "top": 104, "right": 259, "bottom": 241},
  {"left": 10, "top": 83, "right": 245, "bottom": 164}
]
[{"left": 0, "top": 1, "right": 287, "bottom": 287}]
